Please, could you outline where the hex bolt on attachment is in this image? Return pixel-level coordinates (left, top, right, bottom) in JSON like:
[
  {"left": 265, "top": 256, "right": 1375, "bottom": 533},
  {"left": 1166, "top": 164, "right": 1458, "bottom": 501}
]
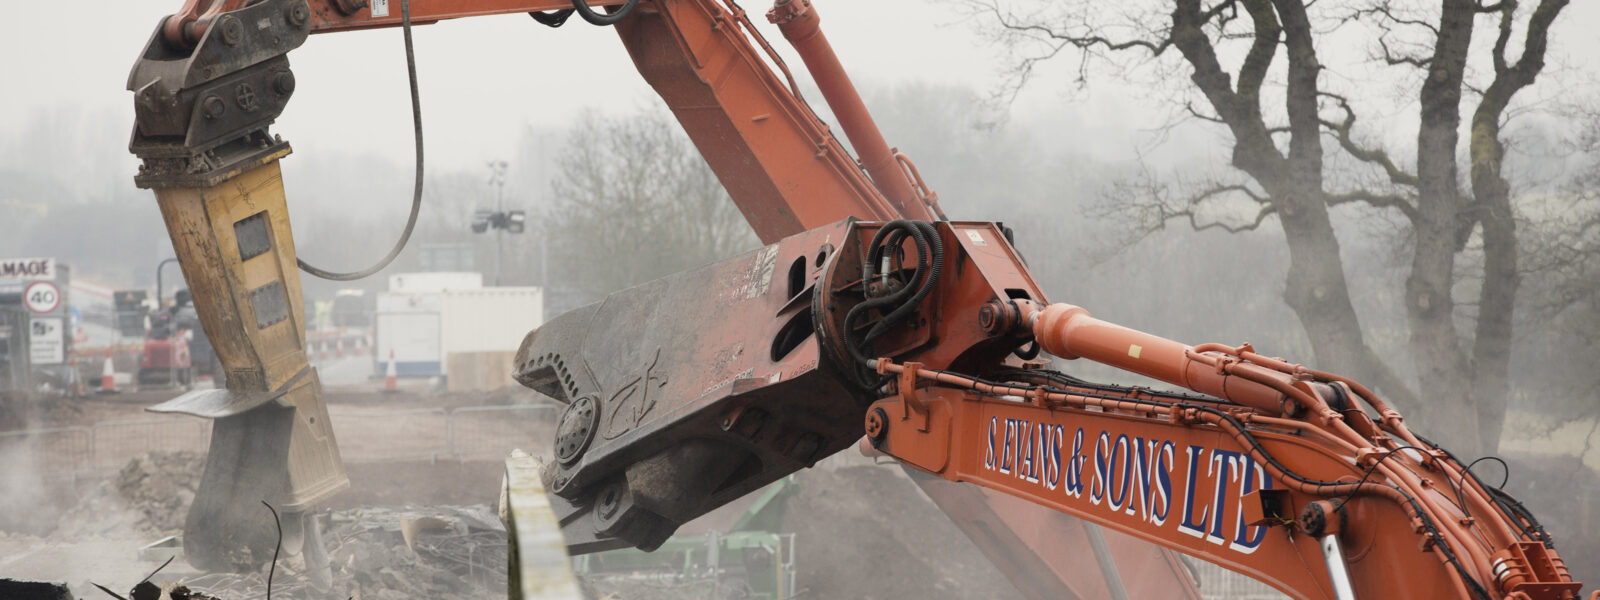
[
  {"left": 273, "top": 71, "right": 296, "bottom": 96},
  {"left": 285, "top": 2, "right": 310, "bottom": 27},
  {"left": 219, "top": 15, "right": 244, "bottom": 46},
  {"left": 596, "top": 482, "right": 624, "bottom": 521},
  {"left": 202, "top": 95, "right": 226, "bottom": 119}
]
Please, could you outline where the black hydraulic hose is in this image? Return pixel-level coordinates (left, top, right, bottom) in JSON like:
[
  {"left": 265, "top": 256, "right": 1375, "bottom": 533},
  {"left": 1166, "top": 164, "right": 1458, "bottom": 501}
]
[
  {"left": 862, "top": 221, "right": 942, "bottom": 345},
  {"left": 844, "top": 222, "right": 930, "bottom": 369},
  {"left": 530, "top": 9, "right": 576, "bottom": 27},
  {"left": 1417, "top": 433, "right": 1549, "bottom": 544},
  {"left": 852, "top": 222, "right": 927, "bottom": 316},
  {"left": 1013, "top": 340, "right": 1041, "bottom": 360},
  {"left": 571, "top": 0, "right": 640, "bottom": 26},
  {"left": 297, "top": 0, "right": 423, "bottom": 281}
]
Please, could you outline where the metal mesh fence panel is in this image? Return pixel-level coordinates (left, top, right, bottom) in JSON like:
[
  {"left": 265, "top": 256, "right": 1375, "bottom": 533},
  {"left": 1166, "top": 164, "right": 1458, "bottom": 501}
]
[
  {"left": 0, "top": 426, "right": 91, "bottom": 483},
  {"left": 1189, "top": 559, "right": 1287, "bottom": 600},
  {"left": 447, "top": 405, "right": 560, "bottom": 462},
  {"left": 329, "top": 407, "right": 451, "bottom": 462},
  {"left": 90, "top": 419, "right": 210, "bottom": 473}
]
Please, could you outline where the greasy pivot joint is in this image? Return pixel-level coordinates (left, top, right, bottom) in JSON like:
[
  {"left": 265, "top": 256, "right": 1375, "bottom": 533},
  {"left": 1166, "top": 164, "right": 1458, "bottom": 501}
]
[
  {"left": 1298, "top": 500, "right": 1344, "bottom": 538},
  {"left": 865, "top": 407, "right": 888, "bottom": 445}
]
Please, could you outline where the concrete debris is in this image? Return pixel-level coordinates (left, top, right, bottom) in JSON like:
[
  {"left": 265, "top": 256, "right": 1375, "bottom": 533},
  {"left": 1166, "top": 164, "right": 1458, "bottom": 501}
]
[
  {"left": 180, "top": 505, "right": 507, "bottom": 600},
  {"left": 56, "top": 451, "right": 203, "bottom": 537}
]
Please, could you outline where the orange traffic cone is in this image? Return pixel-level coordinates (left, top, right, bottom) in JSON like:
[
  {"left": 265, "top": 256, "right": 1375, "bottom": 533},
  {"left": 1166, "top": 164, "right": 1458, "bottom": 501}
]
[
  {"left": 98, "top": 349, "right": 119, "bottom": 394},
  {"left": 319, "top": 340, "right": 329, "bottom": 361},
  {"left": 383, "top": 350, "right": 399, "bottom": 393},
  {"left": 335, "top": 337, "right": 345, "bottom": 358},
  {"left": 354, "top": 335, "right": 367, "bottom": 357}
]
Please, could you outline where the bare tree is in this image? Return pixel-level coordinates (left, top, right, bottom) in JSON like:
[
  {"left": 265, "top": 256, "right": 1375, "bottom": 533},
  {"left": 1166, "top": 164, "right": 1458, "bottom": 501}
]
[
  {"left": 1516, "top": 107, "right": 1600, "bottom": 428},
  {"left": 970, "top": 0, "right": 1569, "bottom": 455},
  {"left": 543, "top": 110, "right": 759, "bottom": 309}
]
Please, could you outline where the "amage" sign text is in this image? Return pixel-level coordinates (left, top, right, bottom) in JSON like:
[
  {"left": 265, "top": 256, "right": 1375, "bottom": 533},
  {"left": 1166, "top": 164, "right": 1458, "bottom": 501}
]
[{"left": 0, "top": 257, "right": 55, "bottom": 281}]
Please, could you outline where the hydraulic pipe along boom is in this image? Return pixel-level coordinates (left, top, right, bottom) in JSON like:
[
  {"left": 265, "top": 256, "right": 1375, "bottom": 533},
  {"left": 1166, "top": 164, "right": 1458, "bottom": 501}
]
[{"left": 767, "top": 0, "right": 935, "bottom": 221}]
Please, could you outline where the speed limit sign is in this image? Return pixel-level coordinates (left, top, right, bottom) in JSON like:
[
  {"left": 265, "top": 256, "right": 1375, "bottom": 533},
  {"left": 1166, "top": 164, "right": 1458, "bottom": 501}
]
[{"left": 24, "top": 281, "right": 60, "bottom": 314}]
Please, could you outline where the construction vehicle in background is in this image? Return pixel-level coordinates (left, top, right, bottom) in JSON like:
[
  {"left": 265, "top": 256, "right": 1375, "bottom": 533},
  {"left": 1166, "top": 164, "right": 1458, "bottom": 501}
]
[
  {"left": 113, "top": 289, "right": 152, "bottom": 339},
  {"left": 137, "top": 310, "right": 194, "bottom": 388},
  {"left": 138, "top": 288, "right": 223, "bottom": 388},
  {"left": 125, "top": 1, "right": 1588, "bottom": 598},
  {"left": 575, "top": 475, "right": 799, "bottom": 598}
]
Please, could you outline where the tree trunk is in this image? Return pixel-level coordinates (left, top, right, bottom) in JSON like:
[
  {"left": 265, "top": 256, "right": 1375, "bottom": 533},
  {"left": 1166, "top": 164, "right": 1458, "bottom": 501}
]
[
  {"left": 1167, "top": 0, "right": 1421, "bottom": 409},
  {"left": 1466, "top": 0, "right": 1568, "bottom": 457},
  {"left": 1471, "top": 155, "right": 1516, "bottom": 457},
  {"left": 1405, "top": 0, "right": 1480, "bottom": 455}
]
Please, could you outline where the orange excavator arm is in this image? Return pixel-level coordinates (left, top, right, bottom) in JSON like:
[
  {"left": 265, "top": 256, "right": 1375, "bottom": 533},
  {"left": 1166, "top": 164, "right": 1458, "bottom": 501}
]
[
  {"left": 148, "top": 0, "right": 935, "bottom": 242},
  {"left": 127, "top": 1, "right": 1587, "bottom": 599}
]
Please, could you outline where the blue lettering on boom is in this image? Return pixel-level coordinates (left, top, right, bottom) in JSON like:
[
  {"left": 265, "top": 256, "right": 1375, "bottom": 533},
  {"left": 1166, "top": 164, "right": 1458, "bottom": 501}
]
[{"left": 979, "top": 421, "right": 1268, "bottom": 556}]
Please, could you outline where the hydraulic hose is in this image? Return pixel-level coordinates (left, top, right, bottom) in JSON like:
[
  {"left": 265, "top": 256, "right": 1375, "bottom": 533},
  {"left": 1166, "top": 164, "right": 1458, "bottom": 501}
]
[
  {"left": 571, "top": 0, "right": 640, "bottom": 26},
  {"left": 298, "top": 0, "right": 423, "bottom": 281},
  {"left": 844, "top": 221, "right": 939, "bottom": 367},
  {"left": 862, "top": 221, "right": 942, "bottom": 346}
]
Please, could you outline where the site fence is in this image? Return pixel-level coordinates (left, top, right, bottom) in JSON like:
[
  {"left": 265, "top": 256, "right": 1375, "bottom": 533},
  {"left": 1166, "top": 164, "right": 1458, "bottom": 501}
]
[
  {"left": 0, "top": 404, "right": 560, "bottom": 485},
  {"left": 1188, "top": 560, "right": 1287, "bottom": 600}
]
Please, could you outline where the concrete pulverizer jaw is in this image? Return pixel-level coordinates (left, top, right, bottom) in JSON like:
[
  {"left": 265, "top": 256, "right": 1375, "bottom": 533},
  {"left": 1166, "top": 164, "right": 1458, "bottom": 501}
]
[{"left": 513, "top": 219, "right": 877, "bottom": 554}]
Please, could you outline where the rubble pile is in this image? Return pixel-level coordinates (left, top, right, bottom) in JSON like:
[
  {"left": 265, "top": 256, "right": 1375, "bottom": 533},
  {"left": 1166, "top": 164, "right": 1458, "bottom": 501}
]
[
  {"left": 56, "top": 451, "right": 203, "bottom": 537},
  {"left": 182, "top": 505, "right": 508, "bottom": 600}
]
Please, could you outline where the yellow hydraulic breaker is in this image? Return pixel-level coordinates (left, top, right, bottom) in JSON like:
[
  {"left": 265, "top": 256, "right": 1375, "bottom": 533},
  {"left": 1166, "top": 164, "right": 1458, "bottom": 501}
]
[{"left": 127, "top": 0, "right": 345, "bottom": 574}]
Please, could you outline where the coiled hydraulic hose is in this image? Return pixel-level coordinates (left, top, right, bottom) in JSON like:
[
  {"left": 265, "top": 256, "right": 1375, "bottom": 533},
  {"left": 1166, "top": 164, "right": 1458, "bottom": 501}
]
[
  {"left": 842, "top": 221, "right": 944, "bottom": 387},
  {"left": 297, "top": 0, "right": 423, "bottom": 281}
]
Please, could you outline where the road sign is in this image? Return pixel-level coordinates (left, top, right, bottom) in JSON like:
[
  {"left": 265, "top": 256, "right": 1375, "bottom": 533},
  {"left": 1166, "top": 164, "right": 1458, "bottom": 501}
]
[
  {"left": 0, "top": 257, "right": 54, "bottom": 281},
  {"left": 30, "top": 317, "right": 63, "bottom": 365},
  {"left": 24, "top": 281, "right": 61, "bottom": 314}
]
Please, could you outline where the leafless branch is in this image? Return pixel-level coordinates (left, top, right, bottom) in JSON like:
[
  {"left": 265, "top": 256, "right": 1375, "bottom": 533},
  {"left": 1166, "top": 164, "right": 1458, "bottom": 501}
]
[
  {"left": 1234, "top": 0, "right": 1281, "bottom": 102},
  {"left": 971, "top": 0, "right": 1176, "bottom": 105},
  {"left": 978, "top": 1, "right": 1174, "bottom": 56},
  {"left": 1377, "top": 35, "right": 1432, "bottom": 69},
  {"left": 1328, "top": 190, "right": 1420, "bottom": 222},
  {"left": 1489, "top": 0, "right": 1516, "bottom": 74},
  {"left": 1100, "top": 171, "right": 1279, "bottom": 243},
  {"left": 1319, "top": 91, "right": 1420, "bottom": 191},
  {"left": 1348, "top": 0, "right": 1440, "bottom": 36},
  {"left": 1183, "top": 101, "right": 1227, "bottom": 125}
]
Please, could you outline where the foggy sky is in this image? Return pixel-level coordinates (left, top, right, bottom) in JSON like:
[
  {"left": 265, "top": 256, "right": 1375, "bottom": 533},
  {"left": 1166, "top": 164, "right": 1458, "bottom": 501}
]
[
  {"left": 7, "top": 1, "right": 1596, "bottom": 193},
  {"left": 0, "top": 0, "right": 1162, "bottom": 175}
]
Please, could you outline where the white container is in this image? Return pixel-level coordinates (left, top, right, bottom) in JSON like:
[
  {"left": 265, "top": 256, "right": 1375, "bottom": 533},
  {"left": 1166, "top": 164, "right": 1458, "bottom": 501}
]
[
  {"left": 439, "top": 287, "right": 543, "bottom": 357},
  {"left": 375, "top": 312, "right": 442, "bottom": 377},
  {"left": 387, "top": 272, "right": 483, "bottom": 294},
  {"left": 374, "top": 281, "right": 542, "bottom": 379}
]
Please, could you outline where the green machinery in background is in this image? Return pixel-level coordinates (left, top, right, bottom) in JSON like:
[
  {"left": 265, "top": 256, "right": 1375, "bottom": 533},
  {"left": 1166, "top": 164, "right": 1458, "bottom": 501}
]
[{"left": 572, "top": 476, "right": 799, "bottom": 599}]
